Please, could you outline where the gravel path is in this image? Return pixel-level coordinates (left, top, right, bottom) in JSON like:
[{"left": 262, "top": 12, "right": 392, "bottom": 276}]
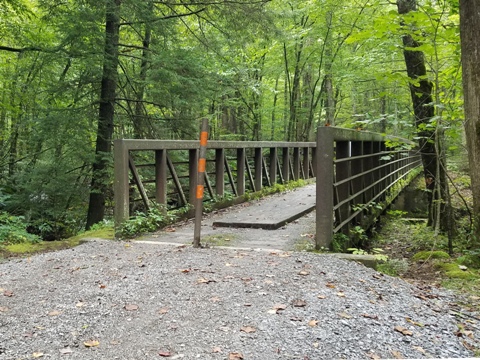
[{"left": 0, "top": 240, "right": 477, "bottom": 359}]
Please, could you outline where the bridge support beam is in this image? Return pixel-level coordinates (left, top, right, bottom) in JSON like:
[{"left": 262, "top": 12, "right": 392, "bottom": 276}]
[{"left": 315, "top": 127, "right": 334, "bottom": 250}]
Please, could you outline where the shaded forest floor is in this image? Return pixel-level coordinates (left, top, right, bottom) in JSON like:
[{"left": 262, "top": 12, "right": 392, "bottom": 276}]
[{"left": 372, "top": 171, "right": 480, "bottom": 314}]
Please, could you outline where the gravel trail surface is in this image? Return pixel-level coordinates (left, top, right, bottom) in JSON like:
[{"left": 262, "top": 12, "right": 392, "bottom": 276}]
[{"left": 0, "top": 240, "right": 477, "bottom": 359}]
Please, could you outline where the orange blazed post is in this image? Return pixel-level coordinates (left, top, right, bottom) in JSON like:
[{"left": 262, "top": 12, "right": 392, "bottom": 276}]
[{"left": 193, "top": 118, "right": 209, "bottom": 248}]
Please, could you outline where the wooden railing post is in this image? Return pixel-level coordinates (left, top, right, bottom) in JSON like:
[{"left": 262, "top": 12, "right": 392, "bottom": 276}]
[
  {"left": 373, "top": 142, "right": 382, "bottom": 199},
  {"left": 302, "top": 147, "right": 310, "bottom": 179},
  {"left": 269, "top": 147, "right": 277, "bottom": 184},
  {"left": 114, "top": 139, "right": 130, "bottom": 233},
  {"left": 316, "top": 127, "right": 334, "bottom": 250},
  {"left": 363, "top": 141, "right": 373, "bottom": 204},
  {"left": 237, "top": 148, "right": 246, "bottom": 195},
  {"left": 311, "top": 145, "right": 317, "bottom": 177},
  {"left": 293, "top": 147, "right": 300, "bottom": 180},
  {"left": 254, "top": 147, "right": 263, "bottom": 191},
  {"left": 282, "top": 147, "right": 289, "bottom": 183},
  {"left": 336, "top": 141, "right": 351, "bottom": 235},
  {"left": 155, "top": 149, "right": 167, "bottom": 205},
  {"left": 189, "top": 149, "right": 198, "bottom": 205},
  {"left": 379, "top": 141, "right": 387, "bottom": 202},
  {"left": 215, "top": 149, "right": 225, "bottom": 197},
  {"left": 351, "top": 141, "right": 363, "bottom": 223}
]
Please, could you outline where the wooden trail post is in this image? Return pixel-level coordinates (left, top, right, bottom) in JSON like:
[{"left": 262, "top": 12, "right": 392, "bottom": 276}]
[{"left": 193, "top": 118, "right": 209, "bottom": 248}]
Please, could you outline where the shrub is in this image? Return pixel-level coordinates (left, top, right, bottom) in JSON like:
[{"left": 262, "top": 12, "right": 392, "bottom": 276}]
[
  {"left": 0, "top": 211, "right": 41, "bottom": 245},
  {"left": 119, "top": 206, "right": 176, "bottom": 238}
]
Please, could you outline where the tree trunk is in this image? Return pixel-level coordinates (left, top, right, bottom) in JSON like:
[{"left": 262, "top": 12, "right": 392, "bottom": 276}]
[
  {"left": 85, "top": 0, "right": 121, "bottom": 229},
  {"left": 397, "top": 0, "right": 438, "bottom": 226},
  {"left": 460, "top": 0, "right": 480, "bottom": 242},
  {"left": 133, "top": 1, "right": 152, "bottom": 139},
  {"left": 271, "top": 76, "right": 279, "bottom": 141}
]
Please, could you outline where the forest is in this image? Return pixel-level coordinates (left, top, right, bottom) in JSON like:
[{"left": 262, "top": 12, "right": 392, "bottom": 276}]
[{"left": 0, "top": 0, "right": 476, "bottom": 246}]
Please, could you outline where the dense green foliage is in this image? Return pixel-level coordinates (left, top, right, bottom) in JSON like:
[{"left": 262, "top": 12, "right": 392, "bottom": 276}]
[{"left": 0, "top": 0, "right": 467, "bottom": 241}]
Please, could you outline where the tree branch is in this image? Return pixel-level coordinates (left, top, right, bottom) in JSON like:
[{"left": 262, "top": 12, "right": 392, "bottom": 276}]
[
  {"left": 119, "top": 8, "right": 206, "bottom": 26},
  {"left": 0, "top": 45, "right": 43, "bottom": 53}
]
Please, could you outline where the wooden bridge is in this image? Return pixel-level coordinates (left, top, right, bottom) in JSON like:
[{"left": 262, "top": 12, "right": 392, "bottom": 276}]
[{"left": 114, "top": 127, "right": 421, "bottom": 249}]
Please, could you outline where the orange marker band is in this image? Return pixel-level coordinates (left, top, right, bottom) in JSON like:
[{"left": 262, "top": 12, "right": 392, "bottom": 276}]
[
  {"left": 198, "top": 158, "right": 206, "bottom": 173},
  {"left": 200, "top": 131, "right": 208, "bottom": 146},
  {"left": 196, "top": 185, "right": 204, "bottom": 199}
]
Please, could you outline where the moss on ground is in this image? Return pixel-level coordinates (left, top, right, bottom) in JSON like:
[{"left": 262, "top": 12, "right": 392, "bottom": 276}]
[
  {"left": 412, "top": 250, "right": 450, "bottom": 261},
  {"left": 2, "top": 227, "right": 114, "bottom": 257},
  {"left": 436, "top": 262, "right": 480, "bottom": 280},
  {"left": 456, "top": 254, "right": 480, "bottom": 269},
  {"left": 202, "top": 233, "right": 237, "bottom": 247}
]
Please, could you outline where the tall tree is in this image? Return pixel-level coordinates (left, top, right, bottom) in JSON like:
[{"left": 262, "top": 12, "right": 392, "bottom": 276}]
[
  {"left": 459, "top": 0, "right": 480, "bottom": 242},
  {"left": 396, "top": 0, "right": 450, "bottom": 229},
  {"left": 85, "top": 0, "right": 121, "bottom": 229}
]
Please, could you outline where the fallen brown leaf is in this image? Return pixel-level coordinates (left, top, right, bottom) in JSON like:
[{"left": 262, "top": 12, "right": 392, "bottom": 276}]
[
  {"left": 326, "top": 283, "right": 336, "bottom": 289},
  {"left": 292, "top": 299, "right": 307, "bottom": 307},
  {"left": 124, "top": 304, "right": 139, "bottom": 311},
  {"left": 83, "top": 340, "right": 100, "bottom": 348},
  {"left": 59, "top": 348, "right": 73, "bottom": 355},
  {"left": 197, "top": 277, "right": 215, "bottom": 284},
  {"left": 413, "top": 345, "right": 426, "bottom": 354},
  {"left": 212, "top": 346, "right": 221, "bottom": 353},
  {"left": 337, "top": 292, "right": 346, "bottom": 297},
  {"left": 405, "top": 317, "right": 424, "bottom": 327},
  {"left": 339, "top": 312, "right": 352, "bottom": 319},
  {"left": 32, "top": 352, "right": 44, "bottom": 358},
  {"left": 165, "top": 227, "right": 176, "bottom": 232},
  {"left": 308, "top": 319, "right": 319, "bottom": 327},
  {"left": 301, "top": 233, "right": 314, "bottom": 238},
  {"left": 0, "top": 306, "right": 9, "bottom": 312},
  {"left": 361, "top": 314, "right": 378, "bottom": 320},
  {"left": 48, "top": 310, "right": 62, "bottom": 316},
  {"left": 179, "top": 268, "right": 191, "bottom": 273},
  {"left": 394, "top": 325, "right": 413, "bottom": 336},
  {"left": 158, "top": 350, "right": 172, "bottom": 357},
  {"left": 272, "top": 304, "right": 287, "bottom": 313},
  {"left": 229, "top": 352, "right": 244, "bottom": 359},
  {"left": 391, "top": 350, "right": 403, "bottom": 359},
  {"left": 240, "top": 326, "right": 256, "bottom": 333},
  {"left": 298, "top": 270, "right": 310, "bottom": 276},
  {"left": 3, "top": 289, "right": 14, "bottom": 297},
  {"left": 317, "top": 295, "right": 326, "bottom": 299},
  {"left": 158, "top": 308, "right": 169, "bottom": 314}
]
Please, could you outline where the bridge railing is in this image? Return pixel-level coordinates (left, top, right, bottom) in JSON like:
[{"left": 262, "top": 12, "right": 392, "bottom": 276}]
[
  {"left": 315, "top": 127, "right": 422, "bottom": 250},
  {"left": 114, "top": 140, "right": 317, "bottom": 228}
]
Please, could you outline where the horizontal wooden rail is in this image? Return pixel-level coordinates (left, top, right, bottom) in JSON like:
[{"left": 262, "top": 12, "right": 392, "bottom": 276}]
[
  {"left": 315, "top": 127, "right": 422, "bottom": 250},
  {"left": 114, "top": 139, "right": 316, "bottom": 230}
]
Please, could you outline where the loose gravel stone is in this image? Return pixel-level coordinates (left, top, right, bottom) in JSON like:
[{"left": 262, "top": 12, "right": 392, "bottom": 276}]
[{"left": 0, "top": 240, "right": 477, "bottom": 359}]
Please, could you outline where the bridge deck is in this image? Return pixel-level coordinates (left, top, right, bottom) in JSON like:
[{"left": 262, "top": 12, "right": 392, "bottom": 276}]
[{"left": 212, "top": 184, "right": 316, "bottom": 230}]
